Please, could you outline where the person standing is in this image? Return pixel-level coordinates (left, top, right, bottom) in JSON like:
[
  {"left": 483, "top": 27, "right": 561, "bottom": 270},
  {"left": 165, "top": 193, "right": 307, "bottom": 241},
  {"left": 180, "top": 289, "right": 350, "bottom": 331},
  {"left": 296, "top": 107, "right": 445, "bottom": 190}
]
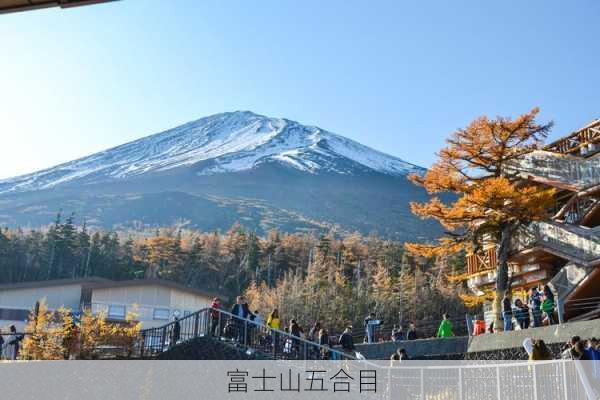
[
  {"left": 253, "top": 310, "right": 263, "bottom": 327},
  {"left": 318, "top": 328, "right": 330, "bottom": 360},
  {"left": 502, "top": 291, "right": 513, "bottom": 331},
  {"left": 437, "top": 314, "right": 454, "bottom": 338},
  {"left": 406, "top": 322, "right": 417, "bottom": 340},
  {"left": 514, "top": 298, "right": 530, "bottom": 330},
  {"left": 248, "top": 310, "right": 263, "bottom": 346},
  {"left": 266, "top": 309, "right": 280, "bottom": 330},
  {"left": 364, "top": 313, "right": 383, "bottom": 344},
  {"left": 171, "top": 317, "right": 181, "bottom": 347},
  {"left": 529, "top": 287, "right": 543, "bottom": 327},
  {"left": 266, "top": 309, "right": 281, "bottom": 351},
  {"left": 586, "top": 338, "right": 600, "bottom": 361},
  {"left": 529, "top": 339, "right": 553, "bottom": 361},
  {"left": 307, "top": 321, "right": 322, "bottom": 358},
  {"left": 4, "top": 325, "right": 21, "bottom": 360},
  {"left": 231, "top": 296, "right": 251, "bottom": 319},
  {"left": 210, "top": 297, "right": 221, "bottom": 337},
  {"left": 230, "top": 296, "right": 250, "bottom": 342},
  {"left": 392, "top": 325, "right": 404, "bottom": 342},
  {"left": 289, "top": 319, "right": 304, "bottom": 357},
  {"left": 541, "top": 285, "right": 556, "bottom": 325},
  {"left": 308, "top": 322, "right": 321, "bottom": 343},
  {"left": 570, "top": 341, "right": 591, "bottom": 360},
  {"left": 562, "top": 336, "right": 581, "bottom": 360},
  {"left": 339, "top": 326, "right": 355, "bottom": 353}
]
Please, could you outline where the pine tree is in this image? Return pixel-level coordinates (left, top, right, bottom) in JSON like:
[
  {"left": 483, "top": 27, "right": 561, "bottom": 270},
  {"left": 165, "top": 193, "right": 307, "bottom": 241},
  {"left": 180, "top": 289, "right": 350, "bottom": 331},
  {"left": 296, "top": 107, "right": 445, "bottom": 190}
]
[
  {"left": 245, "top": 231, "right": 261, "bottom": 280},
  {"left": 21, "top": 300, "right": 65, "bottom": 360},
  {"left": 406, "top": 108, "right": 554, "bottom": 329}
]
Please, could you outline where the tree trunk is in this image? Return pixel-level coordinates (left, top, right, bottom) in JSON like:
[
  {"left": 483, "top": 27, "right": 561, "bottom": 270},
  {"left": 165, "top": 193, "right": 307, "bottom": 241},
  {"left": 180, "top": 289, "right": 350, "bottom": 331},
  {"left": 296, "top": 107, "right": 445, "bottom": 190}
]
[{"left": 494, "top": 223, "right": 513, "bottom": 332}]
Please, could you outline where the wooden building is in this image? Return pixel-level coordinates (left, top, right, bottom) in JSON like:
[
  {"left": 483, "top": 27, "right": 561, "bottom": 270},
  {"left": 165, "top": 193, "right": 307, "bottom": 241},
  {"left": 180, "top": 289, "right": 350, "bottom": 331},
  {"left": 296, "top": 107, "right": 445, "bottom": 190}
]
[{"left": 466, "top": 119, "right": 600, "bottom": 322}]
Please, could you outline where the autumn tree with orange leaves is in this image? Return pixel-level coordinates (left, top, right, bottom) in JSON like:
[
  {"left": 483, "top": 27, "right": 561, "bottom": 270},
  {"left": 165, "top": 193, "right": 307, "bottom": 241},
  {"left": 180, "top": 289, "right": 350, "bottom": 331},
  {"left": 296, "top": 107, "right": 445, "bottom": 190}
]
[{"left": 406, "top": 108, "right": 555, "bottom": 330}]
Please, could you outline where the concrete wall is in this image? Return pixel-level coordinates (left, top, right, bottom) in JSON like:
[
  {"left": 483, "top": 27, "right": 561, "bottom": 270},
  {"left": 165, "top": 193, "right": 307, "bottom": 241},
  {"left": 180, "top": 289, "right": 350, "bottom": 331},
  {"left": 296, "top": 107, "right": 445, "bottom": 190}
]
[
  {"left": 467, "top": 318, "right": 600, "bottom": 353},
  {"left": 356, "top": 319, "right": 600, "bottom": 359},
  {"left": 356, "top": 337, "right": 469, "bottom": 359}
]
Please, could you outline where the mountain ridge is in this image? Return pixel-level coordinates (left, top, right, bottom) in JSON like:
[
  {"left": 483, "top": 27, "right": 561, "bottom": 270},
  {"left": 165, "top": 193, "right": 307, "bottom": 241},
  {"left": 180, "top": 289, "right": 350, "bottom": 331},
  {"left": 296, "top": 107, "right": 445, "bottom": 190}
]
[
  {"left": 0, "top": 111, "right": 424, "bottom": 194},
  {"left": 0, "top": 111, "right": 440, "bottom": 241}
]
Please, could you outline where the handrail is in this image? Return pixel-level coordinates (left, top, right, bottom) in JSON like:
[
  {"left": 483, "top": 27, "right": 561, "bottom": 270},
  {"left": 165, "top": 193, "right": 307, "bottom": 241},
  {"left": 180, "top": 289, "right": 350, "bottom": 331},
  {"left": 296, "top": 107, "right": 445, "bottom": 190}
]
[
  {"left": 211, "top": 307, "right": 355, "bottom": 359},
  {"left": 503, "top": 149, "right": 600, "bottom": 191},
  {"left": 510, "top": 220, "right": 600, "bottom": 265},
  {"left": 138, "top": 306, "right": 356, "bottom": 360}
]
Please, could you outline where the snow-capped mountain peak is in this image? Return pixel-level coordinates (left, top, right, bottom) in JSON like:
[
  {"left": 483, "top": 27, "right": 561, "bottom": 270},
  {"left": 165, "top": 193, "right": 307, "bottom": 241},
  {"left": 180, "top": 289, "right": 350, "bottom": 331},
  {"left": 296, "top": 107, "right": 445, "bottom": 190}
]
[{"left": 0, "top": 111, "right": 423, "bottom": 194}]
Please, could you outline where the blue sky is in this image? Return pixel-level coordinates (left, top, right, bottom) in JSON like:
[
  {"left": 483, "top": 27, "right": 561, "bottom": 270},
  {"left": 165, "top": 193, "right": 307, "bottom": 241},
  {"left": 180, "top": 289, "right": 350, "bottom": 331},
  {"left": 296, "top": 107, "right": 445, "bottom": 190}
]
[{"left": 1, "top": 0, "right": 599, "bottom": 178}]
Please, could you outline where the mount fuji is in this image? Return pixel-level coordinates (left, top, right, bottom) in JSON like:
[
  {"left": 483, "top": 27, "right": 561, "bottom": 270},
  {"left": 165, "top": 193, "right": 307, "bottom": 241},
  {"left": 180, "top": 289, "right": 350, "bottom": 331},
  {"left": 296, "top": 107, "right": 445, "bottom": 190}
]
[{"left": 0, "top": 111, "right": 441, "bottom": 240}]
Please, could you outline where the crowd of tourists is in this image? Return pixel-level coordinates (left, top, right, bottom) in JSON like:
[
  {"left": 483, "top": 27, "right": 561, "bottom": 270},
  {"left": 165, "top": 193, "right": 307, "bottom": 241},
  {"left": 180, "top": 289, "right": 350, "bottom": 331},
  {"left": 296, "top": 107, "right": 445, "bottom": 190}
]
[
  {"left": 501, "top": 285, "right": 557, "bottom": 332},
  {"left": 524, "top": 335, "right": 600, "bottom": 363},
  {"left": 201, "top": 294, "right": 467, "bottom": 359},
  {"left": 200, "top": 295, "right": 399, "bottom": 359}
]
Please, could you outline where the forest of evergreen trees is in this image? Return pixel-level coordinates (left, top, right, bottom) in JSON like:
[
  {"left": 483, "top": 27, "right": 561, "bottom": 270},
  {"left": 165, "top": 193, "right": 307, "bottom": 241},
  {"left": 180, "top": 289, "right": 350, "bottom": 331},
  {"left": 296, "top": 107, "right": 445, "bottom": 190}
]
[{"left": 0, "top": 213, "right": 475, "bottom": 334}]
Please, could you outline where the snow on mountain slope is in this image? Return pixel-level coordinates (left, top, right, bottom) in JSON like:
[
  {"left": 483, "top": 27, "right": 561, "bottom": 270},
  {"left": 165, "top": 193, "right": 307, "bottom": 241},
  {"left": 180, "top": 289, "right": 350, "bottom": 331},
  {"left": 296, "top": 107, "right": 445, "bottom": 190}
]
[{"left": 0, "top": 111, "right": 423, "bottom": 194}]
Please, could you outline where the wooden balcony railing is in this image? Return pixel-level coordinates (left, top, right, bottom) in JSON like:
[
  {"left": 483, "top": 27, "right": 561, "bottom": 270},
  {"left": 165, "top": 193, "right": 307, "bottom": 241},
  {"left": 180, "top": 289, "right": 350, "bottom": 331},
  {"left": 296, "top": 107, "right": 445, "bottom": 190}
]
[
  {"left": 467, "top": 247, "right": 497, "bottom": 275},
  {"left": 545, "top": 119, "right": 600, "bottom": 157}
]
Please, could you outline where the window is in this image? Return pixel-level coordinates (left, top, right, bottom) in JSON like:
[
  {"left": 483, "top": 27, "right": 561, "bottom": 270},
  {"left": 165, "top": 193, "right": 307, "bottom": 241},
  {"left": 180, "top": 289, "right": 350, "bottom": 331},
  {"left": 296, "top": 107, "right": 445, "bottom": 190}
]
[
  {"left": 153, "top": 308, "right": 170, "bottom": 321},
  {"left": 92, "top": 303, "right": 108, "bottom": 315},
  {"left": 183, "top": 310, "right": 192, "bottom": 317},
  {"left": 108, "top": 305, "right": 126, "bottom": 319},
  {"left": 0, "top": 308, "right": 29, "bottom": 321}
]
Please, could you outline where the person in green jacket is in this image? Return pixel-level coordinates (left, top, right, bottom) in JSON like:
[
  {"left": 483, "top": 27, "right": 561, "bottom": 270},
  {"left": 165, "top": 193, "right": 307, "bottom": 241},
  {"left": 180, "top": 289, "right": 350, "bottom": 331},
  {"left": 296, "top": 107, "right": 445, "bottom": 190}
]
[
  {"left": 437, "top": 314, "right": 454, "bottom": 338},
  {"left": 541, "top": 285, "right": 556, "bottom": 325}
]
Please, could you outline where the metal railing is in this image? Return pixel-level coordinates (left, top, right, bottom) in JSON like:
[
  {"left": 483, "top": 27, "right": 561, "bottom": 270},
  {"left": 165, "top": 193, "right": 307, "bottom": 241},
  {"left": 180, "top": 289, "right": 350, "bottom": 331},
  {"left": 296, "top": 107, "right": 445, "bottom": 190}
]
[
  {"left": 138, "top": 307, "right": 356, "bottom": 360},
  {"left": 510, "top": 221, "right": 600, "bottom": 265},
  {"left": 382, "top": 359, "right": 597, "bottom": 400},
  {"left": 504, "top": 149, "right": 600, "bottom": 190},
  {"left": 342, "top": 316, "right": 470, "bottom": 344}
]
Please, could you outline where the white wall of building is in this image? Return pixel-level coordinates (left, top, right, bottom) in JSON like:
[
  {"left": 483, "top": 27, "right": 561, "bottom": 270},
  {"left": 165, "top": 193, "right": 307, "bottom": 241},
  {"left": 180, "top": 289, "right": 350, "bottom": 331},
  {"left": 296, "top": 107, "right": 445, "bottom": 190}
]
[
  {"left": 0, "top": 282, "right": 214, "bottom": 331},
  {"left": 91, "top": 285, "right": 211, "bottom": 328},
  {"left": 0, "top": 283, "right": 84, "bottom": 332},
  {"left": 0, "top": 284, "right": 83, "bottom": 310}
]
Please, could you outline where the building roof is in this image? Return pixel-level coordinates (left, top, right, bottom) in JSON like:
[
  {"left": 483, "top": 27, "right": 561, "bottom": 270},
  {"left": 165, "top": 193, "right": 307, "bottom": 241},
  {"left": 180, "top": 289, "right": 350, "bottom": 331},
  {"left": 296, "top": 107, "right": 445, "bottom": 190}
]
[
  {"left": 0, "top": 0, "right": 115, "bottom": 14},
  {"left": 89, "top": 279, "right": 225, "bottom": 301},
  {"left": 0, "top": 277, "right": 111, "bottom": 291},
  {"left": 0, "top": 277, "right": 226, "bottom": 302}
]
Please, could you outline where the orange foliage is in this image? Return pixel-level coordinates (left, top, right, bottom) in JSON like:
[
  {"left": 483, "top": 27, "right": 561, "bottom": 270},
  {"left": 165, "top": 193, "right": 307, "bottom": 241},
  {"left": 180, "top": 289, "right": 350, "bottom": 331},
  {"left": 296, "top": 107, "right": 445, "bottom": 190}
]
[{"left": 406, "top": 108, "right": 555, "bottom": 258}]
